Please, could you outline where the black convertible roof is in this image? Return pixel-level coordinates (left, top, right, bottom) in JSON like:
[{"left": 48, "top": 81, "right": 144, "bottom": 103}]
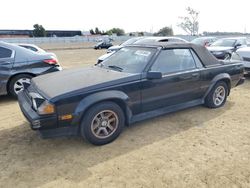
[{"left": 128, "top": 42, "right": 221, "bottom": 67}]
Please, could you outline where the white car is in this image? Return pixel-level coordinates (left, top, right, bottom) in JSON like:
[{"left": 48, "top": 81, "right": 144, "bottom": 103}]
[
  {"left": 97, "top": 37, "right": 188, "bottom": 63},
  {"left": 233, "top": 47, "right": 250, "bottom": 74}
]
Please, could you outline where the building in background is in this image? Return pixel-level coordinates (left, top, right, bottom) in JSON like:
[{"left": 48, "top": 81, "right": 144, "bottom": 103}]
[{"left": 0, "top": 30, "right": 82, "bottom": 38}]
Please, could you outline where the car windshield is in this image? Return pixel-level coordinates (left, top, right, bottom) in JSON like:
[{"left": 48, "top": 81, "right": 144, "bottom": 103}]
[
  {"left": 211, "top": 39, "right": 236, "bottom": 47},
  {"left": 98, "top": 47, "right": 156, "bottom": 73}
]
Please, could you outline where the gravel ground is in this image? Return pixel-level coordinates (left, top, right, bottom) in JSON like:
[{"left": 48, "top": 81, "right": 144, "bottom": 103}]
[{"left": 0, "top": 45, "right": 249, "bottom": 188}]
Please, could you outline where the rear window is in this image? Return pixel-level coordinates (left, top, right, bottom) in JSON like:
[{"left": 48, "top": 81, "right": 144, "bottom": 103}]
[{"left": 0, "top": 47, "right": 13, "bottom": 58}]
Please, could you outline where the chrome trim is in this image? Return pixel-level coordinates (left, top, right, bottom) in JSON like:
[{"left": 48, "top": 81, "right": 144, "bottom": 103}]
[{"left": 162, "top": 69, "right": 199, "bottom": 78}]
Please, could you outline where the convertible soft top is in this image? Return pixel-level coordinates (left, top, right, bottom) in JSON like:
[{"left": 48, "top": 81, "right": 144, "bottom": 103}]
[{"left": 130, "top": 42, "right": 222, "bottom": 67}]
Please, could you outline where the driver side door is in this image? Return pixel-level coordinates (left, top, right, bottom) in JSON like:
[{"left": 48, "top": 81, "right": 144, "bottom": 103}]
[{"left": 141, "top": 48, "right": 202, "bottom": 112}]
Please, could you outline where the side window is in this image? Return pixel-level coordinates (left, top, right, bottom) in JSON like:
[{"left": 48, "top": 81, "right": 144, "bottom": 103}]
[
  {"left": 190, "top": 50, "right": 204, "bottom": 68},
  {"left": 236, "top": 39, "right": 246, "bottom": 46},
  {"left": 0, "top": 47, "right": 13, "bottom": 59},
  {"left": 151, "top": 49, "right": 196, "bottom": 74}
]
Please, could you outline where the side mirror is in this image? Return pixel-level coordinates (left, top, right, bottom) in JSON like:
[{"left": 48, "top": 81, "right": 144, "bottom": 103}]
[{"left": 146, "top": 71, "right": 162, "bottom": 80}]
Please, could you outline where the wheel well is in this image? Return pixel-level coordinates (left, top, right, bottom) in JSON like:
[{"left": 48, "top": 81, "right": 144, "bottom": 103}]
[
  {"left": 218, "top": 78, "right": 231, "bottom": 95},
  {"left": 7, "top": 73, "right": 36, "bottom": 93},
  {"left": 83, "top": 98, "right": 129, "bottom": 126}
]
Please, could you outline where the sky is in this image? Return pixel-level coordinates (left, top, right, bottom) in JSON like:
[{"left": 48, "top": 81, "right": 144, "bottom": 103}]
[{"left": 1, "top": 0, "right": 249, "bottom": 34}]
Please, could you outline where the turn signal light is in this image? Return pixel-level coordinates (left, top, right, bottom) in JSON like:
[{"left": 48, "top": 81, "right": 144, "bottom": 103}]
[
  {"left": 59, "top": 114, "right": 73, "bottom": 121},
  {"left": 37, "top": 101, "right": 55, "bottom": 115}
]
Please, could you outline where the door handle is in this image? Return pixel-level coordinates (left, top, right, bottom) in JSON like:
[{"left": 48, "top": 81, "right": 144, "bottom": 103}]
[{"left": 191, "top": 73, "right": 199, "bottom": 77}]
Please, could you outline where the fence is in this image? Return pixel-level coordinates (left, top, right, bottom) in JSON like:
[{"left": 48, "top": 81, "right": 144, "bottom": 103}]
[
  {"left": 1, "top": 35, "right": 250, "bottom": 44},
  {"left": 0, "top": 36, "right": 131, "bottom": 44}
]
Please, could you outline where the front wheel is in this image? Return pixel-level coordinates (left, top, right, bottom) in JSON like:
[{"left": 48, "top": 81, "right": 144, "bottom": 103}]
[
  {"left": 80, "top": 102, "right": 125, "bottom": 145},
  {"left": 205, "top": 81, "right": 228, "bottom": 108},
  {"left": 8, "top": 74, "right": 33, "bottom": 98}
]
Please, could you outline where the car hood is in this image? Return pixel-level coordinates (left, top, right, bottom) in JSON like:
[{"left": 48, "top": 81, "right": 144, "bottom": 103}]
[
  {"left": 108, "top": 45, "right": 122, "bottom": 51},
  {"left": 207, "top": 46, "right": 234, "bottom": 51},
  {"left": 32, "top": 66, "right": 138, "bottom": 99},
  {"left": 98, "top": 52, "right": 114, "bottom": 61}
]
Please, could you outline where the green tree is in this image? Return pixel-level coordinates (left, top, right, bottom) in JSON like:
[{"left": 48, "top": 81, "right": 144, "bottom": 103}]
[
  {"left": 138, "top": 32, "right": 144, "bottom": 36},
  {"left": 95, "top": 27, "right": 101, "bottom": 35},
  {"left": 178, "top": 7, "right": 199, "bottom": 35},
  {"left": 154, "top": 27, "right": 173, "bottom": 36},
  {"left": 108, "top": 28, "right": 125, "bottom": 36},
  {"left": 89, "top": 29, "right": 95, "bottom": 35},
  {"left": 32, "top": 24, "right": 46, "bottom": 37}
]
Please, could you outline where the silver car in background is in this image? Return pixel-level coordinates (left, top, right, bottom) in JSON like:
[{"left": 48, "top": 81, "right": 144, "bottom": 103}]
[{"left": 97, "top": 36, "right": 188, "bottom": 63}]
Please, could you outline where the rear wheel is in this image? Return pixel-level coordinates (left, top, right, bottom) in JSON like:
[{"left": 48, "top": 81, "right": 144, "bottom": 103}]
[
  {"left": 80, "top": 102, "right": 125, "bottom": 145},
  {"left": 205, "top": 81, "right": 228, "bottom": 108},
  {"left": 9, "top": 74, "right": 33, "bottom": 98}
]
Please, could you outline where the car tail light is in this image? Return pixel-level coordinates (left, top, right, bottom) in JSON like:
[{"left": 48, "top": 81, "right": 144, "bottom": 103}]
[{"left": 43, "top": 58, "right": 58, "bottom": 65}]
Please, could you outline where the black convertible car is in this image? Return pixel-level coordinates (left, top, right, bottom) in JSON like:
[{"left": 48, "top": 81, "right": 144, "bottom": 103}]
[
  {"left": 18, "top": 43, "right": 244, "bottom": 145},
  {"left": 0, "top": 42, "right": 61, "bottom": 97}
]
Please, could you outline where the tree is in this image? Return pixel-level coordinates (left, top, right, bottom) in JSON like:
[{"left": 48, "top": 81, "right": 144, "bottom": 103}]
[
  {"left": 154, "top": 27, "right": 173, "bottom": 36},
  {"left": 89, "top": 29, "right": 95, "bottom": 35},
  {"left": 106, "top": 30, "right": 113, "bottom": 36},
  {"left": 138, "top": 32, "right": 144, "bottom": 36},
  {"left": 32, "top": 24, "right": 46, "bottom": 37},
  {"left": 108, "top": 28, "right": 125, "bottom": 36},
  {"left": 95, "top": 27, "right": 101, "bottom": 35},
  {"left": 178, "top": 7, "right": 199, "bottom": 35}
]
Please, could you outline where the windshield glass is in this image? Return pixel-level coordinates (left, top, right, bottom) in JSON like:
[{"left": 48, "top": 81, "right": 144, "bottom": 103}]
[
  {"left": 211, "top": 39, "right": 236, "bottom": 47},
  {"left": 98, "top": 47, "right": 156, "bottom": 73},
  {"left": 97, "top": 42, "right": 103, "bottom": 45}
]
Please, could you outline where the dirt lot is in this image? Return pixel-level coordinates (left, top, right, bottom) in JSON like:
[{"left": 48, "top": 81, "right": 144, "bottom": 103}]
[{"left": 0, "top": 45, "right": 250, "bottom": 188}]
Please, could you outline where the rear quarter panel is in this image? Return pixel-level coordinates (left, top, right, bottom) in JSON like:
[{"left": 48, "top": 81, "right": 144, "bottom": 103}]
[{"left": 199, "top": 62, "right": 244, "bottom": 95}]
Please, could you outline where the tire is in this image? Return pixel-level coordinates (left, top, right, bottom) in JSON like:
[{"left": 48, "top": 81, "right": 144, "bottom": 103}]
[
  {"left": 98, "top": 46, "right": 101, "bottom": 49},
  {"left": 8, "top": 74, "right": 33, "bottom": 98},
  {"left": 80, "top": 101, "right": 125, "bottom": 145},
  {"left": 205, "top": 81, "right": 228, "bottom": 108}
]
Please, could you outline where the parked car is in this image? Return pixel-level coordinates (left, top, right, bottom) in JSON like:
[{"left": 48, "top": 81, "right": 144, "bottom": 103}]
[
  {"left": 97, "top": 37, "right": 188, "bottom": 63},
  {"left": 94, "top": 41, "right": 113, "bottom": 49},
  {"left": 232, "top": 47, "right": 250, "bottom": 74},
  {"left": 17, "top": 43, "right": 57, "bottom": 59},
  {"left": 191, "top": 37, "right": 217, "bottom": 47},
  {"left": 207, "top": 37, "right": 248, "bottom": 60},
  {"left": 134, "top": 36, "right": 188, "bottom": 44},
  {"left": 18, "top": 43, "right": 244, "bottom": 145},
  {"left": 0, "top": 41, "right": 62, "bottom": 97},
  {"left": 106, "top": 37, "right": 145, "bottom": 53},
  {"left": 98, "top": 37, "right": 144, "bottom": 63}
]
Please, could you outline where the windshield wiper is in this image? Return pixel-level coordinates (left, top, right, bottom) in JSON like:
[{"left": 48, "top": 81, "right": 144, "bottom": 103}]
[{"left": 108, "top": 65, "right": 123, "bottom": 72}]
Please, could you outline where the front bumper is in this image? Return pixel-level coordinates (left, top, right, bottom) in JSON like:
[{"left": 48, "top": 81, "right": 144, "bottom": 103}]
[
  {"left": 18, "top": 91, "right": 57, "bottom": 130},
  {"left": 18, "top": 90, "right": 79, "bottom": 138},
  {"left": 43, "top": 65, "right": 62, "bottom": 74}
]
